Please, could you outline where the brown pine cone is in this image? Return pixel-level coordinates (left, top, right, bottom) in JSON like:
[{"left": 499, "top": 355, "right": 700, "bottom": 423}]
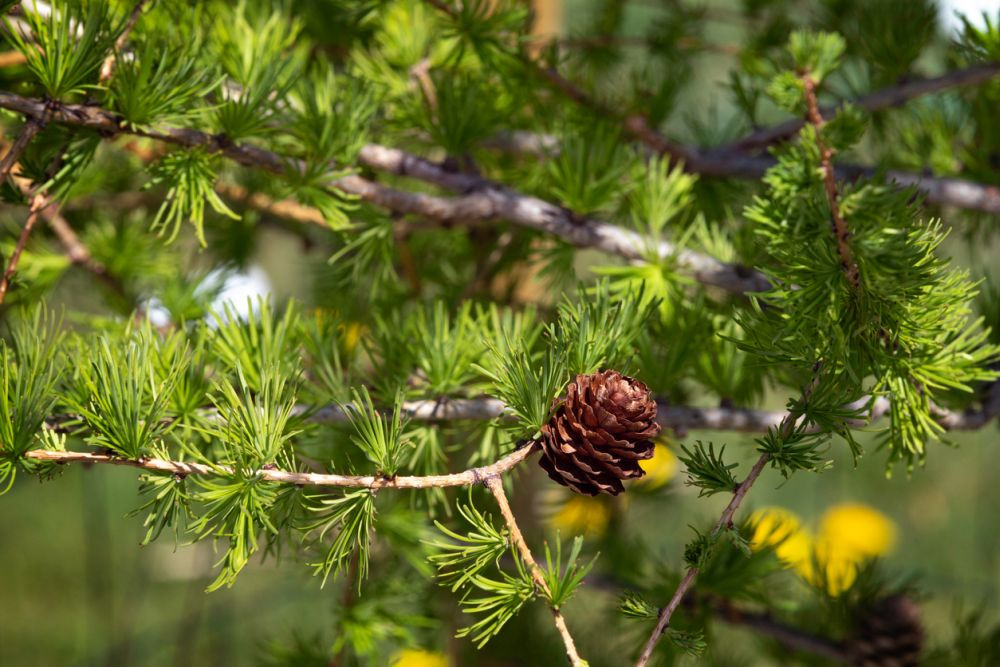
[
  {"left": 846, "top": 595, "right": 924, "bottom": 667},
  {"left": 538, "top": 370, "right": 660, "bottom": 496}
]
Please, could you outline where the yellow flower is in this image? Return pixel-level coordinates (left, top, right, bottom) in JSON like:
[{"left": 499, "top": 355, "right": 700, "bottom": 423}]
[
  {"left": 818, "top": 503, "right": 896, "bottom": 559},
  {"left": 548, "top": 493, "right": 612, "bottom": 538},
  {"left": 748, "top": 507, "right": 814, "bottom": 570},
  {"left": 804, "top": 536, "right": 860, "bottom": 596},
  {"left": 391, "top": 649, "right": 450, "bottom": 667},
  {"left": 637, "top": 444, "right": 678, "bottom": 489}
]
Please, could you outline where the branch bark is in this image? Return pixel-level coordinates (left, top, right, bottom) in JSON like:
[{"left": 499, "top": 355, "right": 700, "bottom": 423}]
[
  {"left": 0, "top": 90, "right": 770, "bottom": 295},
  {"left": 22, "top": 442, "right": 537, "bottom": 489},
  {"left": 709, "top": 597, "right": 848, "bottom": 662},
  {"left": 635, "top": 368, "right": 824, "bottom": 666},
  {"left": 0, "top": 190, "right": 46, "bottom": 304},
  {"left": 634, "top": 452, "right": 771, "bottom": 666},
  {"left": 802, "top": 73, "right": 860, "bottom": 289},
  {"left": 485, "top": 476, "right": 585, "bottom": 666},
  {"left": 723, "top": 62, "right": 1000, "bottom": 154}
]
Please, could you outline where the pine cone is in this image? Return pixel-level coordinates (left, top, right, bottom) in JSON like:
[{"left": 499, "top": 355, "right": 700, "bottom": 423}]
[
  {"left": 538, "top": 370, "right": 660, "bottom": 496},
  {"left": 846, "top": 595, "right": 924, "bottom": 667}
]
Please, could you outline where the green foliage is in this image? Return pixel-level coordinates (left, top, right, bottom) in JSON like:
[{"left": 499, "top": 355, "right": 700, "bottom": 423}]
[
  {"left": 0, "top": 308, "right": 63, "bottom": 458},
  {"left": 618, "top": 591, "right": 659, "bottom": 620},
  {"left": 627, "top": 156, "right": 697, "bottom": 257},
  {"left": 342, "top": 386, "right": 408, "bottom": 476},
  {"left": 130, "top": 471, "right": 191, "bottom": 545},
  {"left": 545, "top": 120, "right": 636, "bottom": 215},
  {"left": 678, "top": 442, "right": 739, "bottom": 497},
  {"left": 208, "top": 366, "right": 300, "bottom": 471},
  {"left": 427, "top": 493, "right": 536, "bottom": 648},
  {"left": 6, "top": 0, "right": 121, "bottom": 98},
  {"left": 547, "top": 281, "right": 651, "bottom": 376},
  {"left": 109, "top": 41, "right": 220, "bottom": 128},
  {"left": 455, "top": 558, "right": 536, "bottom": 649},
  {"left": 540, "top": 534, "right": 595, "bottom": 609},
  {"left": 427, "top": 495, "right": 509, "bottom": 592},
  {"left": 193, "top": 473, "right": 282, "bottom": 591},
  {"left": 210, "top": 298, "right": 301, "bottom": 393},
  {"left": 147, "top": 148, "right": 240, "bottom": 245},
  {"left": 303, "top": 489, "right": 376, "bottom": 588},
  {"left": 66, "top": 328, "right": 178, "bottom": 459},
  {"left": 958, "top": 10, "right": 1000, "bottom": 62},
  {"left": 664, "top": 628, "right": 707, "bottom": 657},
  {"left": 477, "top": 340, "right": 566, "bottom": 436}
]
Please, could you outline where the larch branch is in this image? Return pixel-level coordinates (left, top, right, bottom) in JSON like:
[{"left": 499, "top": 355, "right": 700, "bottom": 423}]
[
  {"left": 634, "top": 452, "right": 771, "bottom": 667},
  {"left": 802, "top": 73, "right": 860, "bottom": 290},
  {"left": 484, "top": 476, "right": 585, "bottom": 667},
  {"left": 724, "top": 62, "right": 1000, "bottom": 154},
  {"left": 0, "top": 191, "right": 46, "bottom": 304},
  {"left": 710, "top": 597, "right": 848, "bottom": 662},
  {"left": 635, "top": 370, "right": 823, "bottom": 666},
  {"left": 22, "top": 441, "right": 537, "bottom": 489},
  {"left": 0, "top": 90, "right": 768, "bottom": 295}
]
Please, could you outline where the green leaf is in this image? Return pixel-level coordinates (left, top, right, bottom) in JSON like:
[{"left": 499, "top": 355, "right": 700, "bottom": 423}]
[
  {"left": 147, "top": 148, "right": 240, "bottom": 245},
  {"left": 67, "top": 327, "right": 179, "bottom": 459},
  {"left": 618, "top": 591, "right": 659, "bottom": 620},
  {"left": 426, "top": 494, "right": 509, "bottom": 592},
  {"left": 0, "top": 307, "right": 63, "bottom": 459},
  {"left": 302, "top": 488, "right": 376, "bottom": 588},
  {"left": 541, "top": 534, "right": 595, "bottom": 609},
  {"left": 342, "top": 386, "right": 409, "bottom": 476},
  {"left": 678, "top": 442, "right": 739, "bottom": 497},
  {"left": 6, "top": 0, "right": 122, "bottom": 99}
]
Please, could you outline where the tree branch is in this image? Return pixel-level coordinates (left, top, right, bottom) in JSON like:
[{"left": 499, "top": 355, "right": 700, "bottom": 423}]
[
  {"left": 484, "top": 476, "right": 585, "bottom": 667},
  {"left": 802, "top": 72, "right": 860, "bottom": 289},
  {"left": 636, "top": 369, "right": 823, "bottom": 666},
  {"left": 97, "top": 0, "right": 148, "bottom": 83},
  {"left": 0, "top": 90, "right": 769, "bottom": 295},
  {"left": 0, "top": 112, "right": 45, "bottom": 182},
  {"left": 709, "top": 597, "right": 848, "bottom": 662},
  {"left": 723, "top": 62, "right": 1000, "bottom": 154},
  {"left": 0, "top": 190, "right": 46, "bottom": 304},
  {"left": 635, "top": 452, "right": 771, "bottom": 666},
  {"left": 22, "top": 442, "right": 537, "bottom": 489}
]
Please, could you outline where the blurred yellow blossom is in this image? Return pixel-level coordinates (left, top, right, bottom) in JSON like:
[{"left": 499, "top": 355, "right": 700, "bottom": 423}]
[
  {"left": 806, "top": 536, "right": 861, "bottom": 596},
  {"left": 342, "top": 321, "right": 366, "bottom": 354},
  {"left": 637, "top": 443, "right": 678, "bottom": 489},
  {"left": 749, "top": 502, "right": 897, "bottom": 596},
  {"left": 391, "top": 648, "right": 450, "bottom": 667},
  {"left": 548, "top": 493, "right": 612, "bottom": 538},
  {"left": 748, "top": 507, "right": 814, "bottom": 570},
  {"left": 818, "top": 503, "right": 896, "bottom": 559}
]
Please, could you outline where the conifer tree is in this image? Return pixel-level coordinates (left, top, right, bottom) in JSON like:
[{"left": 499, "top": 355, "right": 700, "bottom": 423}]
[{"left": 2, "top": 1, "right": 1000, "bottom": 665}]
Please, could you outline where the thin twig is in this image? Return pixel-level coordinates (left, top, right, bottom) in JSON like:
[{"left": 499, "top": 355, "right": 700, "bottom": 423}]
[
  {"left": 0, "top": 113, "right": 45, "bottom": 183},
  {"left": 636, "top": 370, "right": 823, "bottom": 666},
  {"left": 710, "top": 597, "right": 848, "bottom": 663},
  {"left": 22, "top": 443, "right": 537, "bottom": 489},
  {"left": 634, "top": 452, "right": 771, "bottom": 667},
  {"left": 802, "top": 73, "right": 860, "bottom": 289},
  {"left": 723, "top": 62, "right": 1000, "bottom": 154},
  {"left": 98, "top": 0, "right": 148, "bottom": 83},
  {"left": 484, "top": 476, "right": 585, "bottom": 667},
  {"left": 0, "top": 191, "right": 46, "bottom": 304}
]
